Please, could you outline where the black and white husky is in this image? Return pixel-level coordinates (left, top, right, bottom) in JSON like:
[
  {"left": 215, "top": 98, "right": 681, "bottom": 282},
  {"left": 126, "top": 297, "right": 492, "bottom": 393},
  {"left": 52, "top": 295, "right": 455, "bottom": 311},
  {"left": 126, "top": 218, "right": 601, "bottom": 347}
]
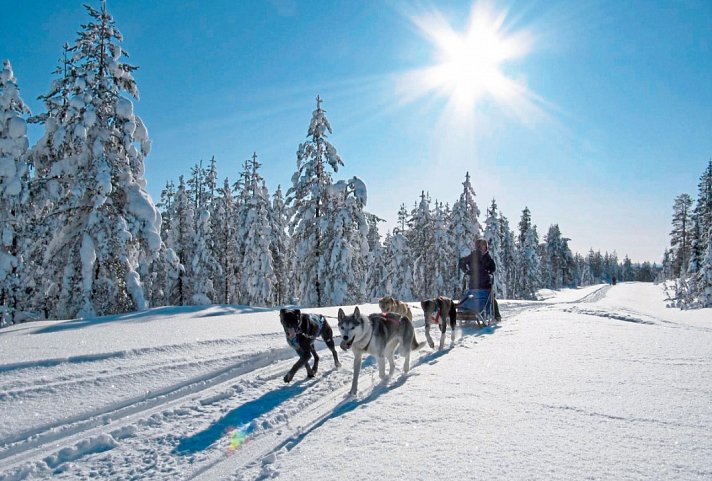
[
  {"left": 280, "top": 308, "right": 340, "bottom": 383},
  {"left": 420, "top": 296, "right": 457, "bottom": 350},
  {"left": 337, "top": 306, "right": 426, "bottom": 395}
]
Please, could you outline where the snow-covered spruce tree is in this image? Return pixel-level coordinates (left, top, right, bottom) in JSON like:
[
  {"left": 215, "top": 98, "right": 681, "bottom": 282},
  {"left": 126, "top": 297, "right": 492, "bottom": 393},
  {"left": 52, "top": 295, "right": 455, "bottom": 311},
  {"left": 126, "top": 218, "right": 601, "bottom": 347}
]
[
  {"left": 29, "top": 4, "right": 161, "bottom": 318},
  {"left": 483, "top": 199, "right": 506, "bottom": 298},
  {"left": 384, "top": 228, "right": 415, "bottom": 301},
  {"left": 0, "top": 60, "right": 31, "bottom": 326},
  {"left": 408, "top": 191, "right": 438, "bottom": 299},
  {"left": 187, "top": 157, "right": 217, "bottom": 219},
  {"left": 621, "top": 255, "right": 634, "bottom": 282},
  {"left": 687, "top": 215, "right": 703, "bottom": 275},
  {"left": 515, "top": 207, "right": 541, "bottom": 299},
  {"left": 239, "top": 153, "right": 276, "bottom": 306},
  {"left": 431, "top": 201, "right": 456, "bottom": 298},
  {"left": 696, "top": 228, "right": 712, "bottom": 307},
  {"left": 670, "top": 193, "right": 694, "bottom": 277},
  {"left": 287, "top": 96, "right": 343, "bottom": 307},
  {"left": 498, "top": 212, "right": 517, "bottom": 299},
  {"left": 157, "top": 181, "right": 175, "bottom": 241},
  {"left": 211, "top": 178, "right": 239, "bottom": 304},
  {"left": 191, "top": 209, "right": 221, "bottom": 305},
  {"left": 694, "top": 160, "right": 712, "bottom": 248},
  {"left": 322, "top": 177, "right": 369, "bottom": 305},
  {"left": 449, "top": 172, "right": 482, "bottom": 258},
  {"left": 542, "top": 224, "right": 576, "bottom": 290},
  {"left": 365, "top": 214, "right": 387, "bottom": 301},
  {"left": 397, "top": 203, "right": 409, "bottom": 232},
  {"left": 164, "top": 176, "right": 194, "bottom": 305},
  {"left": 270, "top": 185, "right": 292, "bottom": 305}
]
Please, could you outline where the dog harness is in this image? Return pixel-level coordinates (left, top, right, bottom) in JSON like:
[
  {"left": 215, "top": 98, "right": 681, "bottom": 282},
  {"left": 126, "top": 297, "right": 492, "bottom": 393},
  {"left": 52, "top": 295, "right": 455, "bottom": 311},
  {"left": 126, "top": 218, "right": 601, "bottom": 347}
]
[
  {"left": 432, "top": 308, "right": 441, "bottom": 325},
  {"left": 287, "top": 314, "right": 326, "bottom": 346}
]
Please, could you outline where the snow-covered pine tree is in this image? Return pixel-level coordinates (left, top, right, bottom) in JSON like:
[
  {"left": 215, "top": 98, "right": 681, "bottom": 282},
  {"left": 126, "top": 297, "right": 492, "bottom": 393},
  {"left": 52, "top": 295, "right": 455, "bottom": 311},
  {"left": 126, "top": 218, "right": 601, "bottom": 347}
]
[
  {"left": 164, "top": 176, "right": 194, "bottom": 305},
  {"left": 270, "top": 185, "right": 292, "bottom": 305},
  {"left": 515, "top": 207, "right": 540, "bottom": 299},
  {"left": 322, "top": 177, "right": 369, "bottom": 305},
  {"left": 621, "top": 255, "right": 634, "bottom": 282},
  {"left": 670, "top": 193, "right": 694, "bottom": 277},
  {"left": 498, "top": 212, "right": 516, "bottom": 299},
  {"left": 239, "top": 153, "right": 276, "bottom": 306},
  {"left": 384, "top": 228, "right": 415, "bottom": 301},
  {"left": 211, "top": 178, "right": 239, "bottom": 304},
  {"left": 287, "top": 96, "right": 343, "bottom": 307},
  {"left": 694, "top": 160, "right": 712, "bottom": 248},
  {"left": 191, "top": 208, "right": 221, "bottom": 305},
  {"left": 449, "top": 172, "right": 482, "bottom": 258},
  {"left": 0, "top": 60, "right": 31, "bottom": 326},
  {"left": 687, "top": 215, "right": 703, "bottom": 274},
  {"left": 483, "top": 199, "right": 506, "bottom": 298},
  {"left": 157, "top": 180, "right": 176, "bottom": 241},
  {"left": 29, "top": 4, "right": 161, "bottom": 318},
  {"left": 397, "top": 204, "right": 409, "bottom": 232},
  {"left": 408, "top": 191, "right": 438, "bottom": 299},
  {"left": 365, "top": 213, "right": 387, "bottom": 301},
  {"left": 431, "top": 201, "right": 455, "bottom": 297},
  {"left": 204, "top": 156, "right": 218, "bottom": 209},
  {"left": 696, "top": 228, "right": 712, "bottom": 307},
  {"left": 542, "top": 224, "right": 575, "bottom": 289}
]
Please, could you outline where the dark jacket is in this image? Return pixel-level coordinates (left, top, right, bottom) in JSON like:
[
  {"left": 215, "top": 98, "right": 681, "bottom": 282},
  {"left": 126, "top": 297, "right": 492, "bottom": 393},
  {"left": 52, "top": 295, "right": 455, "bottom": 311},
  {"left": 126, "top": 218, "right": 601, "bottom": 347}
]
[{"left": 459, "top": 250, "right": 496, "bottom": 290}]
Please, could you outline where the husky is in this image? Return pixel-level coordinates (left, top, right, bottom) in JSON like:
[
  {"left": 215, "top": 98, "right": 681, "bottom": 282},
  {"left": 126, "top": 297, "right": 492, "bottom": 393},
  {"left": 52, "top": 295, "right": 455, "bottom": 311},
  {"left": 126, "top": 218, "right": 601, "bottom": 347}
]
[
  {"left": 420, "top": 296, "right": 457, "bottom": 350},
  {"left": 280, "top": 308, "right": 341, "bottom": 383},
  {"left": 378, "top": 295, "right": 413, "bottom": 321},
  {"left": 337, "top": 306, "right": 425, "bottom": 395}
]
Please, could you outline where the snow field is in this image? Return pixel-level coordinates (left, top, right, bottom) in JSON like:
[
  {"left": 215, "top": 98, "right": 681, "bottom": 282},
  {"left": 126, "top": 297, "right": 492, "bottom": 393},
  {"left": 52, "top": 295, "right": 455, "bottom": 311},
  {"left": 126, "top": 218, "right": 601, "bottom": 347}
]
[{"left": 0, "top": 283, "right": 710, "bottom": 481}]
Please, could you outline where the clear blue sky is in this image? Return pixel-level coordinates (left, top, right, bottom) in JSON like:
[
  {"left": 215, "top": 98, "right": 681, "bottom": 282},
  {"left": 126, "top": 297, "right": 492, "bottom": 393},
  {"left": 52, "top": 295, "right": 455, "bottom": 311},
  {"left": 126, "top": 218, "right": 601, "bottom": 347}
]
[{"left": 1, "top": 0, "right": 710, "bottom": 263}]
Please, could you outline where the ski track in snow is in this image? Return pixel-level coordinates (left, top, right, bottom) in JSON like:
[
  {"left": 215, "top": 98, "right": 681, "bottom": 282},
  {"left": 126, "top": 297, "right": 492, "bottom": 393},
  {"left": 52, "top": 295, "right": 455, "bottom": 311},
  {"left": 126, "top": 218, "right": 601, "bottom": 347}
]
[{"left": 0, "top": 286, "right": 610, "bottom": 481}]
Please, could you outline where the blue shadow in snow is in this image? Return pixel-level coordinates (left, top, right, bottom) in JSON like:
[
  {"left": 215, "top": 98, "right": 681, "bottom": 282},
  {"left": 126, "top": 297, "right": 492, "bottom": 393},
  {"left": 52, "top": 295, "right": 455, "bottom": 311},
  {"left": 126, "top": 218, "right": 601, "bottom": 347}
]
[
  {"left": 274, "top": 371, "right": 410, "bottom": 455},
  {"left": 172, "top": 380, "right": 310, "bottom": 455}
]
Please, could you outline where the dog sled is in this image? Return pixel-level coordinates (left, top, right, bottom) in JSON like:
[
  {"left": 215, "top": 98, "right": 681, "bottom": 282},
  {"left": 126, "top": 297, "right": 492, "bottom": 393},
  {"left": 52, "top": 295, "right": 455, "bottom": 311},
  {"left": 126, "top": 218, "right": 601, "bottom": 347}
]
[{"left": 456, "top": 288, "right": 494, "bottom": 327}]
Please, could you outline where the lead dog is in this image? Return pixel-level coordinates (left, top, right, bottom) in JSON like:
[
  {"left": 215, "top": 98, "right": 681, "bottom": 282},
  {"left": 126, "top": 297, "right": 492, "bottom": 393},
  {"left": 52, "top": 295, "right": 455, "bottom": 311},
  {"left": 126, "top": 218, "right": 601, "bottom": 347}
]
[
  {"left": 280, "top": 308, "right": 340, "bottom": 383},
  {"left": 337, "top": 306, "right": 425, "bottom": 395},
  {"left": 420, "top": 296, "right": 457, "bottom": 350},
  {"left": 378, "top": 295, "right": 413, "bottom": 321}
]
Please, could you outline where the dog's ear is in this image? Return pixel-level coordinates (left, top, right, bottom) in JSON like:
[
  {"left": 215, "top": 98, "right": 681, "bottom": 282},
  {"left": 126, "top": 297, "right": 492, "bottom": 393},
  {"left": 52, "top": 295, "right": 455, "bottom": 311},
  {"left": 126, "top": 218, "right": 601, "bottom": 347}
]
[
  {"left": 354, "top": 306, "right": 361, "bottom": 318},
  {"left": 338, "top": 308, "right": 345, "bottom": 321},
  {"left": 294, "top": 308, "right": 301, "bottom": 317}
]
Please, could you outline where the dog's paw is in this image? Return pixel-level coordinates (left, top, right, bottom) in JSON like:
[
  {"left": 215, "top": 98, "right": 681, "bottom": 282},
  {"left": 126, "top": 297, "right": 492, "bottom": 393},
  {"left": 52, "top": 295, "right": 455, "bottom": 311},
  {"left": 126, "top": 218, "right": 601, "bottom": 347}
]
[
  {"left": 335, "top": 362, "right": 342, "bottom": 369},
  {"left": 283, "top": 373, "right": 293, "bottom": 383},
  {"left": 428, "top": 340, "right": 435, "bottom": 349}
]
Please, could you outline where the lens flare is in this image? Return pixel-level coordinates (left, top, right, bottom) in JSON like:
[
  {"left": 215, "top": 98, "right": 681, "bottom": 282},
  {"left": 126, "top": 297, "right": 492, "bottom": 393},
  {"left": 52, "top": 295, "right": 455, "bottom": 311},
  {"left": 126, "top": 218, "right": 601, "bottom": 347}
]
[{"left": 226, "top": 424, "right": 252, "bottom": 453}]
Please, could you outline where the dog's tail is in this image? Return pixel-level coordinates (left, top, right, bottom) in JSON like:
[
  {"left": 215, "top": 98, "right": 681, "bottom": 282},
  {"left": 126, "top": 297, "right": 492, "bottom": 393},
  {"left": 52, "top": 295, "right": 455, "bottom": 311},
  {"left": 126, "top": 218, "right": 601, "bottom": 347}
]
[{"left": 411, "top": 335, "right": 427, "bottom": 351}]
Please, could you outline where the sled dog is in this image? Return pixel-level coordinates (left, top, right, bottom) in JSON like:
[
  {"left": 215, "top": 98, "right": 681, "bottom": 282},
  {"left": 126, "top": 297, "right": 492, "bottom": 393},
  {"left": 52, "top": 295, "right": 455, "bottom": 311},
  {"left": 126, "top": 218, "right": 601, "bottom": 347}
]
[
  {"left": 337, "top": 306, "right": 425, "bottom": 395},
  {"left": 280, "top": 308, "right": 341, "bottom": 383},
  {"left": 420, "top": 296, "right": 457, "bottom": 350},
  {"left": 378, "top": 295, "right": 413, "bottom": 321}
]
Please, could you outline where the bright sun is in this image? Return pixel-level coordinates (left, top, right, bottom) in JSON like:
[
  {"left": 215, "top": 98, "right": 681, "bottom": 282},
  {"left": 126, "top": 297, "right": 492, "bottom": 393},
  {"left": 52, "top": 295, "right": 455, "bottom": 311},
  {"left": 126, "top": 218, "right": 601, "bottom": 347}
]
[{"left": 402, "top": 1, "right": 536, "bottom": 118}]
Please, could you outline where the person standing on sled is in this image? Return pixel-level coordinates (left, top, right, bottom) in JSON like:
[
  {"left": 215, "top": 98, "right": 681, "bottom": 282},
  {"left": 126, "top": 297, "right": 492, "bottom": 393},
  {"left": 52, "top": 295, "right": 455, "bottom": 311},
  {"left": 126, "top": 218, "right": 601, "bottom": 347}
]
[{"left": 458, "top": 239, "right": 502, "bottom": 322}]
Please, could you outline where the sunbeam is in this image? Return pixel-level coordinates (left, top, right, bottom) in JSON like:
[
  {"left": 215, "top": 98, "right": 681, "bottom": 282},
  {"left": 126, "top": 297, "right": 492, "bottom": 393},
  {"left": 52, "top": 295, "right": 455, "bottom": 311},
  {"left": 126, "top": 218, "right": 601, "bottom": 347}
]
[{"left": 397, "top": 0, "right": 545, "bottom": 124}]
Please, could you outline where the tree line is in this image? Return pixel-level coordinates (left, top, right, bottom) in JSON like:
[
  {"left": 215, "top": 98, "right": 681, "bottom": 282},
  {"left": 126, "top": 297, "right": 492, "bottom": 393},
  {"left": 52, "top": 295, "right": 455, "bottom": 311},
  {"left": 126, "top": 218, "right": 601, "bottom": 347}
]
[
  {"left": 661, "top": 160, "right": 712, "bottom": 308},
  {"left": 0, "top": 3, "right": 661, "bottom": 327}
]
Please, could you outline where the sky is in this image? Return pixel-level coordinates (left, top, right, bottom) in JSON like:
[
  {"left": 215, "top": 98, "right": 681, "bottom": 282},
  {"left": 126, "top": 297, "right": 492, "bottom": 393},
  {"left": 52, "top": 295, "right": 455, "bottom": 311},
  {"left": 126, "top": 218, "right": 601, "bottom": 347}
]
[{"left": 1, "top": 0, "right": 710, "bottom": 263}]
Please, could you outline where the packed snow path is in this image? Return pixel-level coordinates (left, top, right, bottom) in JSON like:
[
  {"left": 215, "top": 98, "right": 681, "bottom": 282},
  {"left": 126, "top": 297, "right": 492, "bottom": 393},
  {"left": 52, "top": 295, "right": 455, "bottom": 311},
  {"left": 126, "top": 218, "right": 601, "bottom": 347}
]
[{"left": 0, "top": 283, "right": 710, "bottom": 481}]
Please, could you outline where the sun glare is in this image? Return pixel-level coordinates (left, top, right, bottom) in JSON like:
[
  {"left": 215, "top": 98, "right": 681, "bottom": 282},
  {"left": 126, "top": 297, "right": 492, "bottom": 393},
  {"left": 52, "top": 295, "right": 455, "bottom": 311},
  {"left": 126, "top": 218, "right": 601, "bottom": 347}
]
[{"left": 401, "top": 1, "right": 538, "bottom": 119}]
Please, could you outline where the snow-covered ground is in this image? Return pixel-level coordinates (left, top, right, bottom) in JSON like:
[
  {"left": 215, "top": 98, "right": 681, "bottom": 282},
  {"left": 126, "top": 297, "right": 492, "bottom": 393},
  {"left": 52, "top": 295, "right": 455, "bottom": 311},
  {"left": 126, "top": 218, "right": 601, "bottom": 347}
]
[{"left": 0, "top": 283, "right": 710, "bottom": 481}]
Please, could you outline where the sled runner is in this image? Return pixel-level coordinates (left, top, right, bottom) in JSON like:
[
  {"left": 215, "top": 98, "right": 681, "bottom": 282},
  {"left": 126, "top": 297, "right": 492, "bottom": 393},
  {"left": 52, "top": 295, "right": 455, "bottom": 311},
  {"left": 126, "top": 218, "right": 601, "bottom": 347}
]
[{"left": 456, "top": 288, "right": 494, "bottom": 327}]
